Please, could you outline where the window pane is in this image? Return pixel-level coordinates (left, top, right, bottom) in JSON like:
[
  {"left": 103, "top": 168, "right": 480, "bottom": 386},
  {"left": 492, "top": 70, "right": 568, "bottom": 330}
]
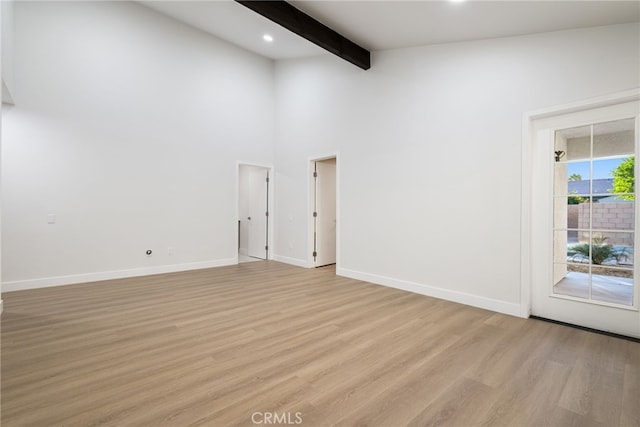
[
  {"left": 562, "top": 161, "right": 591, "bottom": 197},
  {"left": 590, "top": 232, "right": 634, "bottom": 267},
  {"left": 586, "top": 233, "right": 633, "bottom": 265},
  {"left": 556, "top": 125, "right": 591, "bottom": 162},
  {"left": 554, "top": 263, "right": 589, "bottom": 299},
  {"left": 554, "top": 230, "right": 569, "bottom": 265},
  {"left": 556, "top": 196, "right": 590, "bottom": 233},
  {"left": 592, "top": 157, "right": 633, "bottom": 199},
  {"left": 593, "top": 118, "right": 635, "bottom": 159},
  {"left": 592, "top": 201, "right": 634, "bottom": 232},
  {"left": 601, "top": 156, "right": 634, "bottom": 201},
  {"left": 591, "top": 265, "right": 633, "bottom": 306},
  {"left": 575, "top": 197, "right": 591, "bottom": 231},
  {"left": 567, "top": 234, "right": 592, "bottom": 265}
]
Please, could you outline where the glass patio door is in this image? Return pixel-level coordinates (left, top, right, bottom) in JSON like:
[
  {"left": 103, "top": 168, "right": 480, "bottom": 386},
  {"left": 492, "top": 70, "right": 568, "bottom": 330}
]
[
  {"left": 553, "top": 118, "right": 635, "bottom": 306},
  {"left": 530, "top": 100, "right": 640, "bottom": 338}
]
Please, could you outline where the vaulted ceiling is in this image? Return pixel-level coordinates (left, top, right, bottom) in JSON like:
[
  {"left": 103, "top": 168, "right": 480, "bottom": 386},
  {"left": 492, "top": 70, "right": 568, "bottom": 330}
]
[{"left": 142, "top": 1, "right": 640, "bottom": 61}]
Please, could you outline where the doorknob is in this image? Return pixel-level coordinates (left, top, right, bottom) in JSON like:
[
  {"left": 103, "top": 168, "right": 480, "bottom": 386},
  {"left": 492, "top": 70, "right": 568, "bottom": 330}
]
[{"left": 248, "top": 217, "right": 251, "bottom": 220}]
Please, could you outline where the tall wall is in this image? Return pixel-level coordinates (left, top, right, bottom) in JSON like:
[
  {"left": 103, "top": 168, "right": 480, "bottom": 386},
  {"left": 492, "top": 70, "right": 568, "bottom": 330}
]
[
  {"left": 273, "top": 23, "right": 640, "bottom": 315},
  {"left": 3, "top": 2, "right": 639, "bottom": 317},
  {"left": 1, "top": 0, "right": 14, "bottom": 102},
  {"left": 2, "top": 1, "right": 275, "bottom": 289}
]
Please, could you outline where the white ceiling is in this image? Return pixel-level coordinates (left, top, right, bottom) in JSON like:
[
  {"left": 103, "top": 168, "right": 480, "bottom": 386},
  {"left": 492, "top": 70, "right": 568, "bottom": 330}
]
[{"left": 142, "top": 1, "right": 640, "bottom": 61}]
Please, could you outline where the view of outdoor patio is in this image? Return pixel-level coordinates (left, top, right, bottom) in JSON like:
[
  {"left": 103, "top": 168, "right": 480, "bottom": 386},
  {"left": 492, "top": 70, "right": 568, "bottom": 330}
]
[{"left": 553, "top": 118, "right": 636, "bottom": 307}]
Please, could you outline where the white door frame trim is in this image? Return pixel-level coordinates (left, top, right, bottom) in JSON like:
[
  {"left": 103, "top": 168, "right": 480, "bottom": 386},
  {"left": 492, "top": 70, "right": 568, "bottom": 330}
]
[
  {"left": 236, "top": 161, "right": 275, "bottom": 262},
  {"left": 307, "top": 152, "right": 340, "bottom": 269},
  {"left": 520, "top": 88, "right": 640, "bottom": 318}
]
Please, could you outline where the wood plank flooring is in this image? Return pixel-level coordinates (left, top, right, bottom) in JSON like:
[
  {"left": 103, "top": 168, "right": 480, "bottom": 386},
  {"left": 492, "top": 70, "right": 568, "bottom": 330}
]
[{"left": 1, "top": 261, "right": 639, "bottom": 426}]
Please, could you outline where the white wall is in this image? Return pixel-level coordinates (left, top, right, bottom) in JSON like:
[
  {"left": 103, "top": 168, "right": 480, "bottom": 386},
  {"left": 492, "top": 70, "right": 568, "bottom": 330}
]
[
  {"left": 1, "top": 0, "right": 14, "bottom": 103},
  {"left": 2, "top": 1, "right": 275, "bottom": 289},
  {"left": 273, "top": 23, "right": 640, "bottom": 315},
  {"left": 3, "top": 2, "right": 639, "bottom": 318},
  {"left": 0, "top": 0, "right": 4, "bottom": 311}
]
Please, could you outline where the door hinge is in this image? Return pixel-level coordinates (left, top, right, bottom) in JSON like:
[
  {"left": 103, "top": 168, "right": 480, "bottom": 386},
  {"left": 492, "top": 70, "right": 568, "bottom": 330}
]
[
  {"left": 266, "top": 177, "right": 270, "bottom": 183},
  {"left": 265, "top": 245, "right": 269, "bottom": 251},
  {"left": 313, "top": 251, "right": 317, "bottom": 258},
  {"left": 265, "top": 211, "right": 269, "bottom": 217},
  {"left": 313, "top": 212, "right": 317, "bottom": 217},
  {"left": 313, "top": 171, "right": 318, "bottom": 178}
]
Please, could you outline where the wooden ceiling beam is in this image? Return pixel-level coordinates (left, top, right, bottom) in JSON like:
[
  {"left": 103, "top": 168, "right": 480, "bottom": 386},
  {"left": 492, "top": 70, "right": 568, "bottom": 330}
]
[{"left": 236, "top": 0, "right": 371, "bottom": 70}]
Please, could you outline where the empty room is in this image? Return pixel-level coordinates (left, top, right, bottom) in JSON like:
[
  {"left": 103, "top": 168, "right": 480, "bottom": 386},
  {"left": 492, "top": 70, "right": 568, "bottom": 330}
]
[{"left": 1, "top": 0, "right": 639, "bottom": 425}]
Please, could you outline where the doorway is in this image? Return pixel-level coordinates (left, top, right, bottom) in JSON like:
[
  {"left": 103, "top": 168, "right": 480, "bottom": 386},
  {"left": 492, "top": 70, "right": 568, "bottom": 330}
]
[
  {"left": 527, "top": 95, "right": 640, "bottom": 338},
  {"left": 310, "top": 157, "right": 337, "bottom": 267},
  {"left": 238, "top": 164, "right": 271, "bottom": 263}
]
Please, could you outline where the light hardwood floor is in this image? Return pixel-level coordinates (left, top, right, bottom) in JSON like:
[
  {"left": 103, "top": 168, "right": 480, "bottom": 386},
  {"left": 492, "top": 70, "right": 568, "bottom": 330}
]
[{"left": 2, "top": 261, "right": 639, "bottom": 426}]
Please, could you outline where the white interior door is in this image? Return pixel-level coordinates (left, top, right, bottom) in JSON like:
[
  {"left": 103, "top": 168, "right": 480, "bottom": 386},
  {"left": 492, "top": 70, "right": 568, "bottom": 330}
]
[
  {"left": 314, "top": 159, "right": 336, "bottom": 267},
  {"left": 530, "top": 100, "right": 640, "bottom": 338},
  {"left": 239, "top": 165, "right": 269, "bottom": 260}
]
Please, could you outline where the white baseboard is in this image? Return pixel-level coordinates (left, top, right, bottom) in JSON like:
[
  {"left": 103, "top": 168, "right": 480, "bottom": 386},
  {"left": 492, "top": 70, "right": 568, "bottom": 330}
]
[
  {"left": 272, "top": 254, "right": 311, "bottom": 268},
  {"left": 2, "top": 259, "right": 524, "bottom": 319},
  {"left": 337, "top": 267, "right": 524, "bottom": 318},
  {"left": 2, "top": 258, "right": 238, "bottom": 292}
]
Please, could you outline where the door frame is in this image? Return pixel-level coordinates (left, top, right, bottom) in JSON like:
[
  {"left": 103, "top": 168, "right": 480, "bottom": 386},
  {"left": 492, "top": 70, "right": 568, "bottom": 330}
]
[
  {"left": 521, "top": 88, "right": 640, "bottom": 318},
  {"left": 236, "top": 161, "right": 274, "bottom": 262},
  {"left": 307, "top": 152, "right": 340, "bottom": 269}
]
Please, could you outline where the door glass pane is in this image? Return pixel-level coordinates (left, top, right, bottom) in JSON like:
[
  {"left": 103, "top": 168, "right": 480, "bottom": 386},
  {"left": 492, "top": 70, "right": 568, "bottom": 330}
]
[
  {"left": 591, "top": 201, "right": 635, "bottom": 232},
  {"left": 586, "top": 232, "right": 634, "bottom": 266},
  {"left": 592, "top": 157, "right": 633, "bottom": 198},
  {"left": 601, "top": 156, "right": 634, "bottom": 200},
  {"left": 567, "top": 233, "right": 592, "bottom": 265},
  {"left": 556, "top": 196, "right": 589, "bottom": 233},
  {"left": 554, "top": 263, "right": 590, "bottom": 299},
  {"left": 591, "top": 265, "right": 633, "bottom": 306},
  {"left": 593, "top": 118, "right": 635, "bottom": 158},
  {"left": 554, "top": 230, "right": 569, "bottom": 265},
  {"left": 588, "top": 233, "right": 633, "bottom": 265},
  {"left": 566, "top": 161, "right": 591, "bottom": 197},
  {"left": 556, "top": 124, "right": 591, "bottom": 162}
]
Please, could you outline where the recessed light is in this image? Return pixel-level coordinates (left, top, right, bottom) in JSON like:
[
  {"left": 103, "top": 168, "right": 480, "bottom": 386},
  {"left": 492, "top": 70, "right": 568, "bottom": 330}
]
[{"left": 263, "top": 34, "right": 274, "bottom": 42}]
